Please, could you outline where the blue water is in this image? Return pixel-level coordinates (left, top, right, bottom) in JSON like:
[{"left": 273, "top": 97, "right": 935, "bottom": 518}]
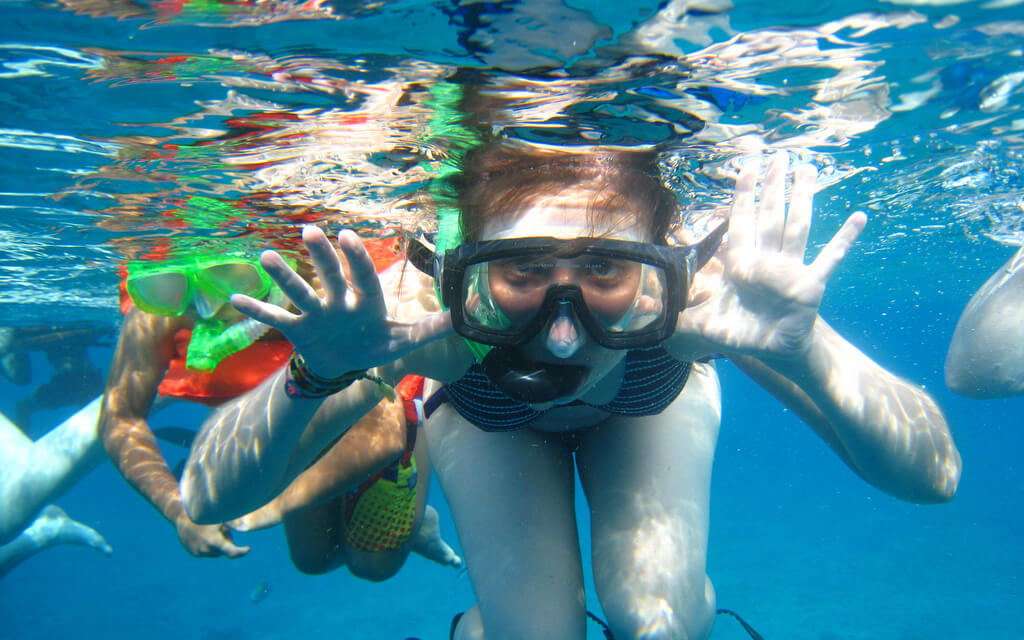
[{"left": 2, "top": 0, "right": 1024, "bottom": 638}]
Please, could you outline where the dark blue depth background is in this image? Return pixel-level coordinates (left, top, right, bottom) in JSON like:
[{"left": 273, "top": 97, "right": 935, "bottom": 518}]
[{"left": 1, "top": 240, "right": 1021, "bottom": 640}]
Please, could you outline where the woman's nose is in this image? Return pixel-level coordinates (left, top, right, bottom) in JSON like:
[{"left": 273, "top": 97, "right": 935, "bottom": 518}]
[{"left": 545, "top": 301, "right": 583, "bottom": 359}]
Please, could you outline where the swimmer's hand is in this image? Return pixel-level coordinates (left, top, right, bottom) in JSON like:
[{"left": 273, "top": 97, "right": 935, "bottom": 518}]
[
  {"left": 230, "top": 226, "right": 452, "bottom": 379},
  {"left": 675, "top": 152, "right": 866, "bottom": 360},
  {"left": 175, "top": 515, "right": 250, "bottom": 559}
]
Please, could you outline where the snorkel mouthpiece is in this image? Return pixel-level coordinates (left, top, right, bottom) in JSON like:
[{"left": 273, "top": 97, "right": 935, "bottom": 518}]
[
  {"left": 186, "top": 317, "right": 267, "bottom": 372},
  {"left": 479, "top": 347, "right": 587, "bottom": 404}
]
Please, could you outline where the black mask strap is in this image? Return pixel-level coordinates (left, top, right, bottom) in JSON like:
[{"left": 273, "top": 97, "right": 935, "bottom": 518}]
[
  {"left": 407, "top": 235, "right": 436, "bottom": 276},
  {"left": 692, "top": 221, "right": 728, "bottom": 271}
]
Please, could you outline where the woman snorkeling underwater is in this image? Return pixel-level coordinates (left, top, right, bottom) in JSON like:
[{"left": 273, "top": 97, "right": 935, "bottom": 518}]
[{"left": 181, "top": 145, "right": 961, "bottom": 640}]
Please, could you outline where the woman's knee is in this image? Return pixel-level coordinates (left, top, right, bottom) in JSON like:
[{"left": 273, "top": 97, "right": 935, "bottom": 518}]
[
  {"left": 603, "top": 574, "right": 716, "bottom": 640},
  {"left": 346, "top": 547, "right": 408, "bottom": 582},
  {"left": 288, "top": 545, "right": 338, "bottom": 575}
]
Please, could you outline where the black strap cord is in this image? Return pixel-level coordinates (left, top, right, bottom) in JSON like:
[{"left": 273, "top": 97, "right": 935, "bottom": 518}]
[
  {"left": 716, "top": 608, "right": 766, "bottom": 640},
  {"left": 586, "top": 610, "right": 615, "bottom": 640},
  {"left": 587, "top": 608, "right": 765, "bottom": 640}
]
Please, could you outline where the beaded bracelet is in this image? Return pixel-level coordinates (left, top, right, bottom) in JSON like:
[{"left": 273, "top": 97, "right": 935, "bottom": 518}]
[{"left": 284, "top": 351, "right": 395, "bottom": 400}]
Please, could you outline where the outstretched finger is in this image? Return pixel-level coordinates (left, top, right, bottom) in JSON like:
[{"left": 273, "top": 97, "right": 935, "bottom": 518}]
[
  {"left": 728, "top": 156, "right": 760, "bottom": 255},
  {"left": 302, "top": 225, "right": 347, "bottom": 307},
  {"left": 230, "top": 292, "right": 299, "bottom": 329},
  {"left": 216, "top": 526, "right": 250, "bottom": 559},
  {"left": 781, "top": 163, "right": 816, "bottom": 256},
  {"left": 809, "top": 212, "right": 867, "bottom": 284},
  {"left": 336, "top": 229, "right": 383, "bottom": 302},
  {"left": 260, "top": 249, "right": 320, "bottom": 311},
  {"left": 757, "top": 152, "right": 788, "bottom": 251}
]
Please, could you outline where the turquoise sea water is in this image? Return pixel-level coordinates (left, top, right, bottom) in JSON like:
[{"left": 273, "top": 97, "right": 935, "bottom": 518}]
[{"left": 1, "top": 0, "right": 1023, "bottom": 638}]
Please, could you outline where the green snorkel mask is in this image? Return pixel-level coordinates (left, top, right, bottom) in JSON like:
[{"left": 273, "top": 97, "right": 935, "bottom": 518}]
[{"left": 126, "top": 252, "right": 294, "bottom": 372}]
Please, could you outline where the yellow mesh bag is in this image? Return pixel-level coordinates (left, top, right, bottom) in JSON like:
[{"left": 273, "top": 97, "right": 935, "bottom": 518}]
[{"left": 344, "top": 456, "right": 418, "bottom": 552}]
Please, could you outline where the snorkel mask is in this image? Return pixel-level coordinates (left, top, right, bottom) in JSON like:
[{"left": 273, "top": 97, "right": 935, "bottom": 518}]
[
  {"left": 426, "top": 224, "right": 726, "bottom": 403},
  {"left": 125, "top": 252, "right": 292, "bottom": 372}
]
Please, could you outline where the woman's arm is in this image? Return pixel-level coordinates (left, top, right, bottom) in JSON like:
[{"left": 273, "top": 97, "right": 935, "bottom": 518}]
[
  {"left": 730, "top": 322, "right": 961, "bottom": 504},
  {"left": 669, "top": 152, "right": 960, "bottom": 504},
  {"left": 181, "top": 226, "right": 469, "bottom": 524},
  {"left": 181, "top": 363, "right": 391, "bottom": 524},
  {"left": 100, "top": 308, "right": 249, "bottom": 557}
]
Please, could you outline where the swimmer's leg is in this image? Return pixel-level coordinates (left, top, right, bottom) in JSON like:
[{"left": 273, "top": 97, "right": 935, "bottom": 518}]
[
  {"left": 424, "top": 403, "right": 585, "bottom": 640},
  {"left": 406, "top": 429, "right": 462, "bottom": 569},
  {"left": 0, "top": 396, "right": 105, "bottom": 545},
  {"left": 282, "top": 494, "right": 348, "bottom": 575},
  {"left": 576, "top": 362, "right": 722, "bottom": 640},
  {"left": 0, "top": 505, "right": 112, "bottom": 578},
  {"left": 229, "top": 397, "right": 407, "bottom": 532},
  {"left": 451, "top": 606, "right": 484, "bottom": 640},
  {"left": 410, "top": 505, "right": 463, "bottom": 569}
]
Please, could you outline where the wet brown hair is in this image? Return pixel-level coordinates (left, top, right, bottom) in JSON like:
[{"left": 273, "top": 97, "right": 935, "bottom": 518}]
[{"left": 450, "top": 144, "right": 679, "bottom": 244}]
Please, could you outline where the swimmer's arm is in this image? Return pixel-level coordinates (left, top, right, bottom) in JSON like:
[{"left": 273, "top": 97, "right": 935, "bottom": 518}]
[
  {"left": 742, "top": 318, "right": 961, "bottom": 504},
  {"left": 99, "top": 308, "right": 190, "bottom": 524},
  {"left": 181, "top": 336, "right": 469, "bottom": 525}
]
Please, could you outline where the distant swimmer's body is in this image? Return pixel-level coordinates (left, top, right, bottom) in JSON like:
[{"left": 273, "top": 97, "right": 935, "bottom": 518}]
[
  {"left": 0, "top": 397, "right": 105, "bottom": 546},
  {"left": 945, "top": 245, "right": 1024, "bottom": 398},
  {"left": 0, "top": 399, "right": 112, "bottom": 578},
  {"left": 0, "top": 505, "right": 112, "bottom": 579},
  {"left": 0, "top": 325, "right": 111, "bottom": 433}
]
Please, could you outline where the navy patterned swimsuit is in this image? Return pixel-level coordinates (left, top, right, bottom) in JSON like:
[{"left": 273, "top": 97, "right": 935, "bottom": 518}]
[{"left": 423, "top": 346, "right": 692, "bottom": 432}]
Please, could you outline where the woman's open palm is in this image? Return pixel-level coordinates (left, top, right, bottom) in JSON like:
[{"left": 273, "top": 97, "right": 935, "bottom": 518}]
[
  {"left": 678, "top": 153, "right": 866, "bottom": 359},
  {"left": 230, "top": 226, "right": 451, "bottom": 378}
]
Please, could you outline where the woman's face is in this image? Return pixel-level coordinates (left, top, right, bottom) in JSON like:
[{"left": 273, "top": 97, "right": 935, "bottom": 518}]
[{"left": 478, "top": 188, "right": 648, "bottom": 395}]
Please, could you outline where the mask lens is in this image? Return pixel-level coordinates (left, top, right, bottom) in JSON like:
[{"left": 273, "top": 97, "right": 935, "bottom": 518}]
[
  {"left": 460, "top": 249, "right": 669, "bottom": 339},
  {"left": 584, "top": 262, "right": 668, "bottom": 332},
  {"left": 198, "top": 262, "right": 269, "bottom": 299},
  {"left": 461, "top": 261, "right": 518, "bottom": 332},
  {"left": 127, "top": 272, "right": 190, "bottom": 316}
]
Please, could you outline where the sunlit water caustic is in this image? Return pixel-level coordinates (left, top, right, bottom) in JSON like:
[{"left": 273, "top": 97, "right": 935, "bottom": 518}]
[{"left": 1, "top": 0, "right": 1022, "bottom": 638}]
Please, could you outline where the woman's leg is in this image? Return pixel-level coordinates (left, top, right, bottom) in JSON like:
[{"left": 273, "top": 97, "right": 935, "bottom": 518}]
[
  {"left": 407, "top": 429, "right": 463, "bottom": 568},
  {"left": 576, "top": 362, "right": 722, "bottom": 640},
  {"left": 231, "top": 397, "right": 406, "bottom": 532},
  {"left": 424, "top": 402, "right": 585, "bottom": 640},
  {"left": 345, "top": 428, "right": 452, "bottom": 580}
]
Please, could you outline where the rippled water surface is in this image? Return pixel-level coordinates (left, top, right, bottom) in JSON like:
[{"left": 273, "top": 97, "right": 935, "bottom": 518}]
[
  {"left": 2, "top": 0, "right": 1023, "bottom": 323},
  {"left": 1, "top": 1, "right": 1023, "bottom": 639}
]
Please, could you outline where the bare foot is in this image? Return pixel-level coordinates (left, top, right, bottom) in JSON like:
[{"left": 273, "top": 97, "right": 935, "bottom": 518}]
[
  {"left": 411, "top": 505, "right": 463, "bottom": 569},
  {"left": 1, "top": 505, "right": 112, "bottom": 578}
]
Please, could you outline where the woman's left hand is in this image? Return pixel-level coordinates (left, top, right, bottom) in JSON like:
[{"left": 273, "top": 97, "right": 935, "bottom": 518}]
[{"left": 676, "top": 152, "right": 866, "bottom": 360}]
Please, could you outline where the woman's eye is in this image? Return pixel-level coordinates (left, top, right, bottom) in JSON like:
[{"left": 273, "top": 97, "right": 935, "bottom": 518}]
[
  {"left": 506, "top": 261, "right": 552, "bottom": 277},
  {"left": 583, "top": 260, "right": 620, "bottom": 277}
]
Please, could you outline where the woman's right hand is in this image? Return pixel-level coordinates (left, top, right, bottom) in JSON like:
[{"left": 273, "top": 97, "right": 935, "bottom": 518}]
[
  {"left": 674, "top": 153, "right": 865, "bottom": 362},
  {"left": 230, "top": 225, "right": 452, "bottom": 378}
]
